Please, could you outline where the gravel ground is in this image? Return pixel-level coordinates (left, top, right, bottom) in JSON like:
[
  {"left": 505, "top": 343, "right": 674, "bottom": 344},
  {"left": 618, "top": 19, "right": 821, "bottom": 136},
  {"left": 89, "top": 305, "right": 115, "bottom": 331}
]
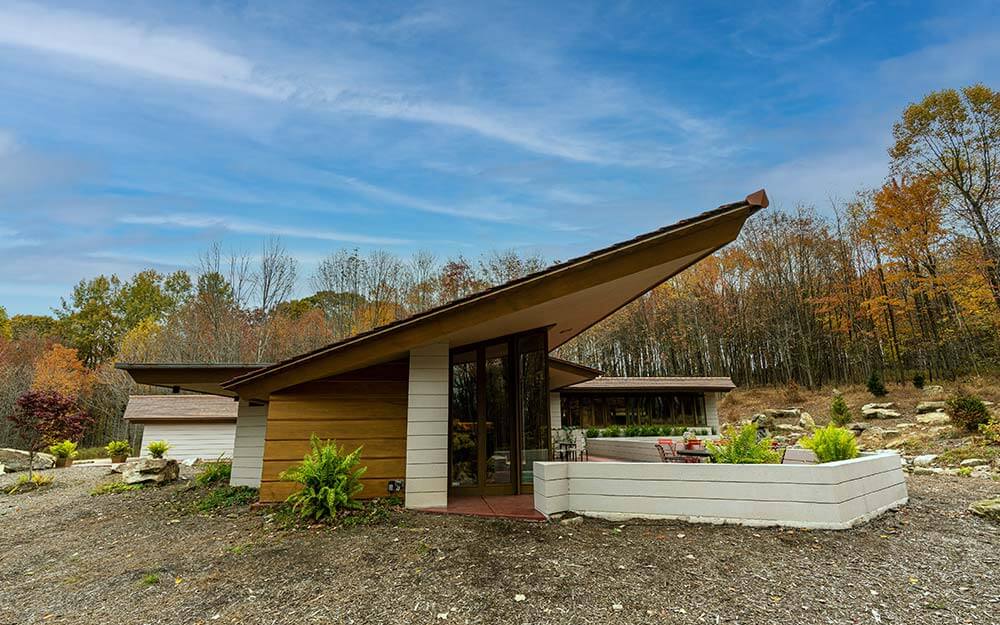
[{"left": 1, "top": 467, "right": 998, "bottom": 625}]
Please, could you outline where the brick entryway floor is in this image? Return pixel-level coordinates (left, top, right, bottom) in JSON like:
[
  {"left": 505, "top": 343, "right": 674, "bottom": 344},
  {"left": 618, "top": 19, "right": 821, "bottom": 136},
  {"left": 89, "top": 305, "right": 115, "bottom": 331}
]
[{"left": 424, "top": 495, "right": 546, "bottom": 521}]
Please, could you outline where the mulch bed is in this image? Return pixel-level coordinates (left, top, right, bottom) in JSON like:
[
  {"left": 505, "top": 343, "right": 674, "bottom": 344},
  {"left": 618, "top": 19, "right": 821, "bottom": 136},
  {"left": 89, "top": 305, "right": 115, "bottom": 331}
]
[{"left": 1, "top": 466, "right": 998, "bottom": 624}]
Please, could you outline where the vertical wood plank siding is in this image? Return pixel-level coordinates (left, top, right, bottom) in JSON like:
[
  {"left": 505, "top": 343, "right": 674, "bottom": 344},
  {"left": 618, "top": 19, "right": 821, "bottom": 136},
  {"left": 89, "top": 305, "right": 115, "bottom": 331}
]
[{"left": 258, "top": 360, "right": 409, "bottom": 503}]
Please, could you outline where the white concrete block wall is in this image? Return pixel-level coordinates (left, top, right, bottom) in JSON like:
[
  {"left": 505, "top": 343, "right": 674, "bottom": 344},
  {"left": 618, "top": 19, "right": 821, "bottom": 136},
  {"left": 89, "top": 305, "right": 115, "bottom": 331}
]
[
  {"left": 705, "top": 392, "right": 721, "bottom": 433},
  {"left": 549, "top": 393, "right": 562, "bottom": 430},
  {"left": 139, "top": 422, "right": 235, "bottom": 461},
  {"left": 534, "top": 452, "right": 907, "bottom": 530},
  {"left": 230, "top": 400, "right": 267, "bottom": 487},
  {"left": 405, "top": 343, "right": 450, "bottom": 509}
]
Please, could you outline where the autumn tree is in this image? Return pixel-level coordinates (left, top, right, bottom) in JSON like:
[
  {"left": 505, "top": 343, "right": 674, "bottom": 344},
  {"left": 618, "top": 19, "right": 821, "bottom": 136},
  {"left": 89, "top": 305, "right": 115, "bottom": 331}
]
[
  {"left": 7, "top": 390, "right": 92, "bottom": 478},
  {"left": 890, "top": 84, "right": 1000, "bottom": 310},
  {"left": 31, "top": 344, "right": 94, "bottom": 396},
  {"left": 0, "top": 306, "right": 10, "bottom": 340}
]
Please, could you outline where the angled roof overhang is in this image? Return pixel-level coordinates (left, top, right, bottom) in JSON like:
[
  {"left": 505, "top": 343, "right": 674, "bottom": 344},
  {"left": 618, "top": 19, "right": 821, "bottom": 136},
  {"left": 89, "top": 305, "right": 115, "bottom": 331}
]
[
  {"left": 123, "top": 394, "right": 239, "bottom": 423},
  {"left": 223, "top": 191, "right": 768, "bottom": 400},
  {"left": 562, "top": 376, "right": 737, "bottom": 393},
  {"left": 115, "top": 363, "right": 268, "bottom": 397},
  {"left": 548, "top": 357, "right": 604, "bottom": 391}
]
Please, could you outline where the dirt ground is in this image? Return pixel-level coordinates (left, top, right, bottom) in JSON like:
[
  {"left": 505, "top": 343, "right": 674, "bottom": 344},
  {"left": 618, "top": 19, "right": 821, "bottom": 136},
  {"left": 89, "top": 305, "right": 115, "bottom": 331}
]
[{"left": 1, "top": 466, "right": 998, "bottom": 625}]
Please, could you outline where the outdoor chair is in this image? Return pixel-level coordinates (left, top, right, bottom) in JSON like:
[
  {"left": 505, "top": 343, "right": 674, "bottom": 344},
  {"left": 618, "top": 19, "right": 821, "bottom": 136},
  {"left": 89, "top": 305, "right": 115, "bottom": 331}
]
[{"left": 655, "top": 442, "right": 687, "bottom": 463}]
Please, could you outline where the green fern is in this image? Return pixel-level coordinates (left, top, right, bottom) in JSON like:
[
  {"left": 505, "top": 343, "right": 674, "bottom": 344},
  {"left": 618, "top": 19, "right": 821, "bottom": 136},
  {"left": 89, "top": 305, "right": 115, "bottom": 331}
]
[
  {"left": 800, "top": 425, "right": 859, "bottom": 463},
  {"left": 706, "top": 422, "right": 781, "bottom": 464},
  {"left": 279, "top": 434, "right": 367, "bottom": 521}
]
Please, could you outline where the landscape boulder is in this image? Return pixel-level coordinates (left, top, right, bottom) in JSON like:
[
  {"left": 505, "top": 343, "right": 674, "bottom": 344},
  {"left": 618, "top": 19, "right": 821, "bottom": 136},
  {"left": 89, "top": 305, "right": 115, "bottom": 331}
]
[
  {"left": 968, "top": 498, "right": 1000, "bottom": 523},
  {"left": 916, "top": 412, "right": 951, "bottom": 426},
  {"left": 847, "top": 422, "right": 870, "bottom": 433},
  {"left": 121, "top": 458, "right": 179, "bottom": 485},
  {"left": 862, "top": 407, "right": 902, "bottom": 419},
  {"left": 912, "top": 454, "right": 937, "bottom": 467},
  {"left": 923, "top": 385, "right": 944, "bottom": 395},
  {"left": 751, "top": 413, "right": 775, "bottom": 431},
  {"left": 916, "top": 401, "right": 947, "bottom": 414},
  {"left": 797, "top": 412, "right": 816, "bottom": 430},
  {"left": 763, "top": 408, "right": 800, "bottom": 419},
  {"left": 959, "top": 458, "right": 988, "bottom": 467},
  {"left": 0, "top": 448, "right": 55, "bottom": 472}
]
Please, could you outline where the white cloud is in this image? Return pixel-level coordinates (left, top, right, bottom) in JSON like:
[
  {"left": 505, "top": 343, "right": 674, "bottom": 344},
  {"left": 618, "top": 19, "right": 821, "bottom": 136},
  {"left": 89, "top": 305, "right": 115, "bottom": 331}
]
[
  {"left": 0, "top": 2, "right": 718, "bottom": 167},
  {"left": 118, "top": 213, "right": 411, "bottom": 246}
]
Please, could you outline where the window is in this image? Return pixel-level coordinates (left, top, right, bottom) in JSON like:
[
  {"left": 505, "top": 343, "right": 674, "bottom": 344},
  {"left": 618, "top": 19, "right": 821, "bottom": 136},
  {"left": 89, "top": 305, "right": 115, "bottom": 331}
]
[{"left": 561, "top": 392, "right": 707, "bottom": 428}]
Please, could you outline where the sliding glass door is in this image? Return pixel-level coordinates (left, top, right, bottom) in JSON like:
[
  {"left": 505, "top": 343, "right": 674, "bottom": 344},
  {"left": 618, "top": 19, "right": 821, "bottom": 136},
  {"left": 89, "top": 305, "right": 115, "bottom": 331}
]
[{"left": 449, "top": 330, "right": 548, "bottom": 496}]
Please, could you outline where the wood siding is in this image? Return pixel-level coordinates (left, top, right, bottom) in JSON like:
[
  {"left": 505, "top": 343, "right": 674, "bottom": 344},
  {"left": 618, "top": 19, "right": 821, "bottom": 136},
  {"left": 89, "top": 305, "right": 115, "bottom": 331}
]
[{"left": 259, "top": 360, "right": 408, "bottom": 503}]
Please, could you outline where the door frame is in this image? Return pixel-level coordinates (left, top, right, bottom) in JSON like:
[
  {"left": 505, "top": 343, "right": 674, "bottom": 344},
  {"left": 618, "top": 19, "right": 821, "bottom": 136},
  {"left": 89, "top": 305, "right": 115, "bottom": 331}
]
[{"left": 447, "top": 327, "right": 550, "bottom": 497}]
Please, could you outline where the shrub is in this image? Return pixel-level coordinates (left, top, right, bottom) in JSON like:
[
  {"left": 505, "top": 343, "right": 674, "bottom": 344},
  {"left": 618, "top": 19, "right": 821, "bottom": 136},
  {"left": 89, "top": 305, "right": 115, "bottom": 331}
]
[
  {"left": 912, "top": 374, "right": 925, "bottom": 389},
  {"left": 980, "top": 417, "right": 1000, "bottom": 445},
  {"left": 800, "top": 425, "right": 859, "bottom": 463},
  {"left": 830, "top": 394, "right": 851, "bottom": 427},
  {"left": 707, "top": 423, "right": 781, "bottom": 464},
  {"left": 279, "top": 435, "right": 366, "bottom": 521},
  {"left": 195, "top": 486, "right": 258, "bottom": 512},
  {"left": 91, "top": 481, "right": 143, "bottom": 495},
  {"left": 602, "top": 425, "right": 621, "bottom": 438},
  {"left": 584, "top": 427, "right": 600, "bottom": 438},
  {"left": 624, "top": 425, "right": 642, "bottom": 437},
  {"left": 196, "top": 458, "right": 232, "bottom": 486},
  {"left": 105, "top": 440, "right": 131, "bottom": 458},
  {"left": 672, "top": 426, "right": 686, "bottom": 436},
  {"left": 147, "top": 440, "right": 170, "bottom": 458},
  {"left": 948, "top": 395, "right": 991, "bottom": 432},
  {"left": 867, "top": 372, "right": 887, "bottom": 397},
  {"left": 48, "top": 440, "right": 78, "bottom": 459},
  {"left": 640, "top": 425, "right": 660, "bottom": 436},
  {"left": 6, "top": 473, "right": 54, "bottom": 494}
]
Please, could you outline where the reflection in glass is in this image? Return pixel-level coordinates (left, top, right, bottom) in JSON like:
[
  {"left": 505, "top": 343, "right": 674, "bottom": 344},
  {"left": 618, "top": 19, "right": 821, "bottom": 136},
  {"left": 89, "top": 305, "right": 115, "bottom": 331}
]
[
  {"left": 518, "top": 332, "right": 548, "bottom": 485},
  {"left": 450, "top": 350, "right": 477, "bottom": 487},
  {"left": 485, "top": 343, "right": 512, "bottom": 485}
]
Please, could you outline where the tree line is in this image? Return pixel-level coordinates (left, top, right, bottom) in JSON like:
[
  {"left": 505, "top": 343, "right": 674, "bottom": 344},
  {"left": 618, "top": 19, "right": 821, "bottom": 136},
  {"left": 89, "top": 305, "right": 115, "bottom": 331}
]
[{"left": 1, "top": 84, "right": 998, "bottom": 448}]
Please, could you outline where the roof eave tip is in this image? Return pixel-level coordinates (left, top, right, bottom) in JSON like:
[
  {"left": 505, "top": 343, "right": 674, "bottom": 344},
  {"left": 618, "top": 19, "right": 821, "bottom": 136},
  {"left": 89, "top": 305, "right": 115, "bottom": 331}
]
[{"left": 745, "top": 189, "right": 769, "bottom": 208}]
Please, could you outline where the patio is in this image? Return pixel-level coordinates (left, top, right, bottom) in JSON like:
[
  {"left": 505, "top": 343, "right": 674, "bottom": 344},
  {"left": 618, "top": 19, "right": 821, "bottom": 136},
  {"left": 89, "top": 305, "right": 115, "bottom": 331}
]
[{"left": 424, "top": 495, "right": 546, "bottom": 521}]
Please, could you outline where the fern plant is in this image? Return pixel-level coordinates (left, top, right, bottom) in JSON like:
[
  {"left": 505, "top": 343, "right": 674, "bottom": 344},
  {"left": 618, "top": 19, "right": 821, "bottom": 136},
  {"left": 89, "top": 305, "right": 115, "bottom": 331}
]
[
  {"left": 147, "top": 440, "right": 170, "bottom": 458},
  {"left": 707, "top": 422, "right": 781, "bottom": 464},
  {"left": 279, "top": 434, "right": 367, "bottom": 521},
  {"left": 800, "top": 425, "right": 858, "bottom": 463},
  {"left": 48, "top": 440, "right": 78, "bottom": 459}
]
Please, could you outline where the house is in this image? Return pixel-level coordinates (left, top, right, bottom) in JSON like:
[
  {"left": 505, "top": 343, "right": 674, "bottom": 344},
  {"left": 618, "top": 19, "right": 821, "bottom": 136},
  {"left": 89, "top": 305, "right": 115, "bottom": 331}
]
[
  {"left": 118, "top": 191, "right": 768, "bottom": 509},
  {"left": 123, "top": 394, "right": 238, "bottom": 460},
  {"left": 554, "top": 376, "right": 736, "bottom": 434}
]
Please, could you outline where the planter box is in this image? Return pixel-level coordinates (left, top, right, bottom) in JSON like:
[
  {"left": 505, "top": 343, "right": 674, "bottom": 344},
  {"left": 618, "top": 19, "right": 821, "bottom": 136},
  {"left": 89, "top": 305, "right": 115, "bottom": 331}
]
[{"left": 533, "top": 452, "right": 907, "bottom": 530}]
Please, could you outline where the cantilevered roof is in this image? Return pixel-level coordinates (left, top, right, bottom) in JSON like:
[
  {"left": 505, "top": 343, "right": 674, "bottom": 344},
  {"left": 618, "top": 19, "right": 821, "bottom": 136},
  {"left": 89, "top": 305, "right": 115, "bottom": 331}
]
[
  {"left": 222, "top": 190, "right": 767, "bottom": 400},
  {"left": 123, "top": 394, "right": 238, "bottom": 423},
  {"left": 562, "top": 376, "right": 737, "bottom": 393},
  {"left": 548, "top": 357, "right": 604, "bottom": 391},
  {"left": 115, "top": 363, "right": 268, "bottom": 397}
]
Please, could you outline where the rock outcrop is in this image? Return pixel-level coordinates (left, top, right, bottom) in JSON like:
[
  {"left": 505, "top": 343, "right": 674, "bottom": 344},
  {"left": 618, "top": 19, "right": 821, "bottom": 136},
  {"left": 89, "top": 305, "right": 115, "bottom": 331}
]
[
  {"left": 0, "top": 448, "right": 55, "bottom": 472},
  {"left": 915, "top": 412, "right": 950, "bottom": 425},
  {"left": 121, "top": 458, "right": 179, "bottom": 485},
  {"left": 969, "top": 498, "right": 1000, "bottom": 523},
  {"left": 916, "top": 401, "right": 947, "bottom": 414}
]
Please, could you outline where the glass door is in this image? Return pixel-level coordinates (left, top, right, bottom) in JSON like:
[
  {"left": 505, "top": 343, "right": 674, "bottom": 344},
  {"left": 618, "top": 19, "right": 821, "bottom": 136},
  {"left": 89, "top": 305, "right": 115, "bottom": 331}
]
[{"left": 450, "top": 333, "right": 548, "bottom": 497}]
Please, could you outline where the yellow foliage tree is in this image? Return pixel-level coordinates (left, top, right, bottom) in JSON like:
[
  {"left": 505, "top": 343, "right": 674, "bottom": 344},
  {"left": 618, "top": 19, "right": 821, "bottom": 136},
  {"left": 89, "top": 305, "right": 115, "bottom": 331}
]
[{"left": 31, "top": 344, "right": 94, "bottom": 397}]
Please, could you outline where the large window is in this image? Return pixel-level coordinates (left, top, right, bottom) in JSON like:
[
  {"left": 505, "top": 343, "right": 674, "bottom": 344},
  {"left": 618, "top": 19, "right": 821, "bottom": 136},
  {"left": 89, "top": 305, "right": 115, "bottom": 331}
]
[
  {"left": 561, "top": 392, "right": 706, "bottom": 428},
  {"left": 518, "top": 332, "right": 548, "bottom": 485}
]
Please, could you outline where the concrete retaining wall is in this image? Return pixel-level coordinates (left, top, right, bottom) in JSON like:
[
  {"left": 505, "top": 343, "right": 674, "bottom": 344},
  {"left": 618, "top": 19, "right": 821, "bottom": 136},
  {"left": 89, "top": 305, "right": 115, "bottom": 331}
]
[{"left": 533, "top": 452, "right": 908, "bottom": 530}]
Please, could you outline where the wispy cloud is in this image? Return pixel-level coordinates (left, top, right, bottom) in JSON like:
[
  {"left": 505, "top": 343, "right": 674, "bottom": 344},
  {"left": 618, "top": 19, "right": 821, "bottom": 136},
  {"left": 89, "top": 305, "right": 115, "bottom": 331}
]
[
  {"left": 118, "top": 213, "right": 411, "bottom": 246},
  {"left": 0, "top": 2, "right": 717, "bottom": 167}
]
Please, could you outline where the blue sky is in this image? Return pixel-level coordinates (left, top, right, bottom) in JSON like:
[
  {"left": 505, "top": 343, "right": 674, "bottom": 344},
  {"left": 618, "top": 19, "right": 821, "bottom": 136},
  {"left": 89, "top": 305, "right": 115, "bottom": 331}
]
[{"left": 1, "top": 0, "right": 998, "bottom": 315}]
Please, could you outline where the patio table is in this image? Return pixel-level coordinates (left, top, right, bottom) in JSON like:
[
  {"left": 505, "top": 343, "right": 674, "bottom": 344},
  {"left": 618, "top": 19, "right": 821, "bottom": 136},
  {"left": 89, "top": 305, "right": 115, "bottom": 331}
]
[{"left": 676, "top": 447, "right": 711, "bottom": 460}]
